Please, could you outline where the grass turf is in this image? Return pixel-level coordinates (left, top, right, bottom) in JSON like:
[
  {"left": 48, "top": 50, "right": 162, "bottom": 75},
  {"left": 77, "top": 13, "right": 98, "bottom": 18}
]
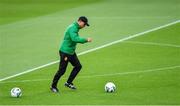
[
  {"left": 0, "top": 0, "right": 180, "bottom": 105},
  {"left": 0, "top": 23, "right": 179, "bottom": 105},
  {"left": 0, "top": 0, "right": 102, "bottom": 25},
  {"left": 0, "top": 0, "right": 179, "bottom": 79}
]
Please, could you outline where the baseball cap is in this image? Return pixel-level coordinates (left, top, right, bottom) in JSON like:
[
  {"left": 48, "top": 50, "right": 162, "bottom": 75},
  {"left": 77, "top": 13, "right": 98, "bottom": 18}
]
[{"left": 78, "top": 16, "right": 90, "bottom": 26}]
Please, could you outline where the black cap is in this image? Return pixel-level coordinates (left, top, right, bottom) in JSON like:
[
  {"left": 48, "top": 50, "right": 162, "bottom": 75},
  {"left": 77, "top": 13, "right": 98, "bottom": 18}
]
[{"left": 78, "top": 16, "right": 89, "bottom": 26}]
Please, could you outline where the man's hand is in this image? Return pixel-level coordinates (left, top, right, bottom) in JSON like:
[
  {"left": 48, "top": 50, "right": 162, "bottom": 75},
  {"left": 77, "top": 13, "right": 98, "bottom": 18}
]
[{"left": 87, "top": 38, "right": 92, "bottom": 42}]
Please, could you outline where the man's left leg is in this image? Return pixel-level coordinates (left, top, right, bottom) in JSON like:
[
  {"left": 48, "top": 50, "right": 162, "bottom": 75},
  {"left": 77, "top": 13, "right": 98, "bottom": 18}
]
[{"left": 65, "top": 53, "right": 82, "bottom": 89}]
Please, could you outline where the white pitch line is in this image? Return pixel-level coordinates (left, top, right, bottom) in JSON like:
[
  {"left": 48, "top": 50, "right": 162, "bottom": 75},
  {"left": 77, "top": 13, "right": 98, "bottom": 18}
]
[
  {"left": 1, "top": 65, "right": 180, "bottom": 84},
  {"left": 0, "top": 20, "right": 179, "bottom": 82},
  {"left": 0, "top": 79, "right": 50, "bottom": 83},
  {"left": 124, "top": 41, "right": 180, "bottom": 48},
  {"left": 80, "top": 65, "right": 180, "bottom": 78}
]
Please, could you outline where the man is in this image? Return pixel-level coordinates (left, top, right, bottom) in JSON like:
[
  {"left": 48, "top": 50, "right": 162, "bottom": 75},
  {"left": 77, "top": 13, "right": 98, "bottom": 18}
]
[{"left": 50, "top": 16, "right": 92, "bottom": 93}]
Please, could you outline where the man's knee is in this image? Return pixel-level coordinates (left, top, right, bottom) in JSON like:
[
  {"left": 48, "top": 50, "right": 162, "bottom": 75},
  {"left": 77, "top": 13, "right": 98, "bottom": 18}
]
[
  {"left": 58, "top": 68, "right": 66, "bottom": 76},
  {"left": 75, "top": 64, "right": 82, "bottom": 71}
]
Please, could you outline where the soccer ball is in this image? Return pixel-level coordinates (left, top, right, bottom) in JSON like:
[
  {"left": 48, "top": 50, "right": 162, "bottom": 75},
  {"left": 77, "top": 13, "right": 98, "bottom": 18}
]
[
  {"left": 10, "top": 87, "right": 22, "bottom": 97},
  {"left": 105, "top": 82, "right": 116, "bottom": 93}
]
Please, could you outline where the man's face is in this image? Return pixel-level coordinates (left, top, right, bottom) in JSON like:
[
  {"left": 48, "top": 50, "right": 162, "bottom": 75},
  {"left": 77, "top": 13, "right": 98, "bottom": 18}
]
[{"left": 78, "top": 20, "right": 86, "bottom": 29}]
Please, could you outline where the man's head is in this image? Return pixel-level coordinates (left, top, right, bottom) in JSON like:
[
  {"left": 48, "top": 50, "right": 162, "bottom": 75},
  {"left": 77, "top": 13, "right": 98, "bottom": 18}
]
[{"left": 78, "top": 16, "right": 89, "bottom": 28}]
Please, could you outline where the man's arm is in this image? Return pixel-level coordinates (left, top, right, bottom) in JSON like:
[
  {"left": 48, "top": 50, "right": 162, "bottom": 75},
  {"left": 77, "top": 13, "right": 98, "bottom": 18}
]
[{"left": 69, "top": 28, "right": 88, "bottom": 44}]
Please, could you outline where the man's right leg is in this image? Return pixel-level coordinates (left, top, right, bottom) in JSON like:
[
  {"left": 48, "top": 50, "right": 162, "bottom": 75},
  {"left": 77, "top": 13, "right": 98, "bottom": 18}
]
[
  {"left": 51, "top": 51, "right": 68, "bottom": 92},
  {"left": 65, "top": 53, "right": 82, "bottom": 90}
]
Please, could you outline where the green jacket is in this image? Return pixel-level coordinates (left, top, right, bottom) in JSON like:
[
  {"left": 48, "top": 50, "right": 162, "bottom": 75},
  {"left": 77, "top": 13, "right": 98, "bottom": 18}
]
[{"left": 60, "top": 22, "right": 88, "bottom": 55}]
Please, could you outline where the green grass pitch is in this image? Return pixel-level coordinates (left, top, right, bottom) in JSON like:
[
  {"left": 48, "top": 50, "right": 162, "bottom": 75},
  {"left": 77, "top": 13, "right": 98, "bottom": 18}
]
[{"left": 0, "top": 0, "right": 180, "bottom": 105}]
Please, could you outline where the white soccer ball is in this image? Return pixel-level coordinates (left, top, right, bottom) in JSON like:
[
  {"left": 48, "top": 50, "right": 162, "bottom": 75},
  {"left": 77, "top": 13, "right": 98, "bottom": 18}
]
[
  {"left": 10, "top": 87, "right": 22, "bottom": 97},
  {"left": 105, "top": 82, "right": 116, "bottom": 93}
]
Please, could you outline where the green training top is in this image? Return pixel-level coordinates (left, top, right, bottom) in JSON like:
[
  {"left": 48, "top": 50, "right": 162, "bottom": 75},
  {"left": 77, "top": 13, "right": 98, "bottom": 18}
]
[{"left": 60, "top": 22, "right": 88, "bottom": 55}]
